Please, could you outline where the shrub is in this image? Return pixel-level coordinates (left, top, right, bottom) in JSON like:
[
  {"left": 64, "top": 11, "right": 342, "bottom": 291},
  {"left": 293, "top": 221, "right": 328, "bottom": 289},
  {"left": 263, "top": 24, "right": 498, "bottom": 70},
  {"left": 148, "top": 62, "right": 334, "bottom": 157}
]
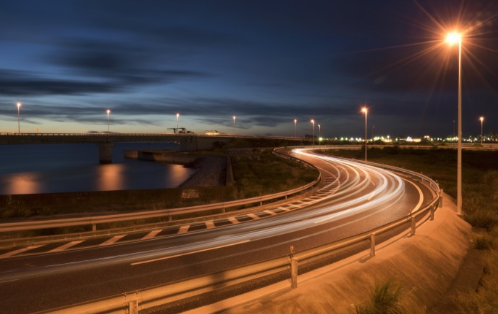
[{"left": 355, "top": 280, "right": 406, "bottom": 314}]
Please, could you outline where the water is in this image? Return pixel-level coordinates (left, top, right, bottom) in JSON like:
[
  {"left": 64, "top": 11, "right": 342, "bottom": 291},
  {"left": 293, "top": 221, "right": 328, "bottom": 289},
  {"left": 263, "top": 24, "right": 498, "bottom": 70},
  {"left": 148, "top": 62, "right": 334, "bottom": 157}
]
[{"left": 0, "top": 143, "right": 196, "bottom": 195}]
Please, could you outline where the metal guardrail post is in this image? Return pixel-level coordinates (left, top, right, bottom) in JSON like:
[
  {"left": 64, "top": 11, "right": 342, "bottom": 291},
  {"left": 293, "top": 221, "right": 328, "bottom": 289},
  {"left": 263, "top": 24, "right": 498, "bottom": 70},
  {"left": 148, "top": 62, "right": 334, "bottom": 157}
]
[
  {"left": 92, "top": 224, "right": 96, "bottom": 232},
  {"left": 430, "top": 205, "right": 435, "bottom": 221},
  {"left": 411, "top": 216, "right": 416, "bottom": 236},
  {"left": 370, "top": 233, "right": 376, "bottom": 257},
  {"left": 290, "top": 246, "right": 298, "bottom": 289},
  {"left": 125, "top": 292, "right": 139, "bottom": 314}
]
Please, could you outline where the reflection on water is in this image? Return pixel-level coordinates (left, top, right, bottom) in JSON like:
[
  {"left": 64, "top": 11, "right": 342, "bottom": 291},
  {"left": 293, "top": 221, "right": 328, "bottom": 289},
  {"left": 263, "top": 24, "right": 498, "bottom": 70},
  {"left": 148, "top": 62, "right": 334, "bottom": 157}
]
[
  {"left": 4, "top": 172, "right": 41, "bottom": 194},
  {"left": 96, "top": 164, "right": 125, "bottom": 191},
  {"left": 0, "top": 143, "right": 196, "bottom": 195}
]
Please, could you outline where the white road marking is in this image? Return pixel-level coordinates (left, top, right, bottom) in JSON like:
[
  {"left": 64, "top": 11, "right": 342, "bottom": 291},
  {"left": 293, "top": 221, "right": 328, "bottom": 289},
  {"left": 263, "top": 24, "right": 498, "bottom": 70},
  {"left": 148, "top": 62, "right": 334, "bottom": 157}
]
[
  {"left": 99, "top": 235, "right": 126, "bottom": 246},
  {"left": 131, "top": 240, "right": 251, "bottom": 266},
  {"left": 228, "top": 217, "right": 239, "bottom": 224},
  {"left": 406, "top": 180, "right": 424, "bottom": 213},
  {"left": 248, "top": 213, "right": 260, "bottom": 220},
  {"left": 264, "top": 210, "right": 277, "bottom": 216},
  {"left": 205, "top": 220, "right": 215, "bottom": 229},
  {"left": 49, "top": 241, "right": 84, "bottom": 253},
  {"left": 142, "top": 229, "right": 162, "bottom": 240},
  {"left": 178, "top": 225, "right": 190, "bottom": 234},
  {"left": 0, "top": 245, "right": 43, "bottom": 259}
]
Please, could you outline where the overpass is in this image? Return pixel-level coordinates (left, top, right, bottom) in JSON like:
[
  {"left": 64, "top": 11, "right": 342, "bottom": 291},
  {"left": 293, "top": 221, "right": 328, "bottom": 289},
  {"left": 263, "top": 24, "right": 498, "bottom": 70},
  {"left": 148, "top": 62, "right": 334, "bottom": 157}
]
[{"left": 0, "top": 133, "right": 235, "bottom": 164}]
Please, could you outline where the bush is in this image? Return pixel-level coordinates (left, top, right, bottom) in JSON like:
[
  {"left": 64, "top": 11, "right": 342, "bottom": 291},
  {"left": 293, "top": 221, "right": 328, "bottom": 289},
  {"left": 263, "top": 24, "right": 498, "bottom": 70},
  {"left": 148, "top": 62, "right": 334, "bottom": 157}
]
[{"left": 355, "top": 280, "right": 406, "bottom": 314}]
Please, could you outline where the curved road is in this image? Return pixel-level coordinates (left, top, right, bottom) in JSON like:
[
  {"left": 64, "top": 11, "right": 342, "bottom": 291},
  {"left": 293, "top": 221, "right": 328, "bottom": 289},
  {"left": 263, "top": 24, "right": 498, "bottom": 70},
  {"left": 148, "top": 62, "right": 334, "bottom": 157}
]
[{"left": 0, "top": 149, "right": 435, "bottom": 314}]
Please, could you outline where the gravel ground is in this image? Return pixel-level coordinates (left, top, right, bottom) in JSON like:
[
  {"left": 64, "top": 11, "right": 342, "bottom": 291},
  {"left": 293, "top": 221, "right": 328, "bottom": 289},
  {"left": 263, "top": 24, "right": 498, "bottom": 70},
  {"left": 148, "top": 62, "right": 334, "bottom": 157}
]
[{"left": 180, "top": 157, "right": 226, "bottom": 187}]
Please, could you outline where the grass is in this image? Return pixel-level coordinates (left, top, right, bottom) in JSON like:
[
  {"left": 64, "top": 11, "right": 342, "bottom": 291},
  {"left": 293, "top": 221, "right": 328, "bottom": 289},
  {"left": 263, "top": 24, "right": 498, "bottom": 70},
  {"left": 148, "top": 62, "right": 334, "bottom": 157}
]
[
  {"left": 230, "top": 150, "right": 319, "bottom": 198},
  {"left": 321, "top": 147, "right": 498, "bottom": 313},
  {"left": 355, "top": 280, "right": 406, "bottom": 314}
]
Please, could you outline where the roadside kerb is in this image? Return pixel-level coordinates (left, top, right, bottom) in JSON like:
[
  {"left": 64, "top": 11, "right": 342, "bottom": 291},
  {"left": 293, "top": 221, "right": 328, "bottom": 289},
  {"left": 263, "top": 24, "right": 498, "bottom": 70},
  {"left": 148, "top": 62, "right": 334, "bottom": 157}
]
[{"left": 38, "top": 163, "right": 440, "bottom": 314}]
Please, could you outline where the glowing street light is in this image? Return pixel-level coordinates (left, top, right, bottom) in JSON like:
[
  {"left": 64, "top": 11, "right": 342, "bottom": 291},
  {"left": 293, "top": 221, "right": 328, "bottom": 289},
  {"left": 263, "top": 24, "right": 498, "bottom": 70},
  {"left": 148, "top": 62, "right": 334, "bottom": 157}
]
[
  {"left": 294, "top": 118, "right": 297, "bottom": 138},
  {"left": 361, "top": 107, "right": 368, "bottom": 161},
  {"left": 310, "top": 119, "right": 315, "bottom": 150},
  {"left": 176, "top": 112, "right": 180, "bottom": 129},
  {"left": 480, "top": 116, "right": 484, "bottom": 145},
  {"left": 106, "top": 109, "right": 111, "bottom": 133},
  {"left": 446, "top": 31, "right": 463, "bottom": 215},
  {"left": 318, "top": 124, "right": 321, "bottom": 147},
  {"left": 232, "top": 115, "right": 236, "bottom": 133},
  {"left": 16, "top": 102, "right": 21, "bottom": 134}
]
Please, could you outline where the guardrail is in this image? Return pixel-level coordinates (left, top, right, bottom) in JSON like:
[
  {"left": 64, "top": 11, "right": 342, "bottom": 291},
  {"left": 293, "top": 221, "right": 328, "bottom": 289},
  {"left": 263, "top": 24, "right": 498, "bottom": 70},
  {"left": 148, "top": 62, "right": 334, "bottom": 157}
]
[
  {"left": 39, "top": 156, "right": 441, "bottom": 314},
  {"left": 0, "top": 157, "right": 321, "bottom": 235}
]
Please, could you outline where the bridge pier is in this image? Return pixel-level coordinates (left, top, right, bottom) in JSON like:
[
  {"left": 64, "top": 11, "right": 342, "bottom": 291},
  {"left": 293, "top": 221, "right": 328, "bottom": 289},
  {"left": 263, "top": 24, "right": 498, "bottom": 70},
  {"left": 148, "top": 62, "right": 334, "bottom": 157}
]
[{"left": 96, "top": 143, "right": 114, "bottom": 164}]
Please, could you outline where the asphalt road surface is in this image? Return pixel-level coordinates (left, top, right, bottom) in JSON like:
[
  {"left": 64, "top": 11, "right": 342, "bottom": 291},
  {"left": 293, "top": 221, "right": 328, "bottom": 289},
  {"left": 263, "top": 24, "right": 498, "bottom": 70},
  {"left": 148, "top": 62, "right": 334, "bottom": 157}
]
[{"left": 0, "top": 149, "right": 435, "bottom": 314}]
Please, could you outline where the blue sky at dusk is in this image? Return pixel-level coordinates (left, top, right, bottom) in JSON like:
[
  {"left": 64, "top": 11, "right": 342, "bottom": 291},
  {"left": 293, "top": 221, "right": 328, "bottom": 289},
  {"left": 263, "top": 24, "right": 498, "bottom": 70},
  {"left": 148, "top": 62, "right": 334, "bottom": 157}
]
[{"left": 0, "top": 0, "right": 497, "bottom": 138}]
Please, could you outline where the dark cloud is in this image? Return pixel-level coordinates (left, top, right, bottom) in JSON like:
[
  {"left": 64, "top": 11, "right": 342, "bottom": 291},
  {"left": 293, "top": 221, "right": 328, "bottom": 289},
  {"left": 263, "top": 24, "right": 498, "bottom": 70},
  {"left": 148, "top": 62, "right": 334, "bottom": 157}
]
[{"left": 0, "top": 70, "right": 117, "bottom": 96}]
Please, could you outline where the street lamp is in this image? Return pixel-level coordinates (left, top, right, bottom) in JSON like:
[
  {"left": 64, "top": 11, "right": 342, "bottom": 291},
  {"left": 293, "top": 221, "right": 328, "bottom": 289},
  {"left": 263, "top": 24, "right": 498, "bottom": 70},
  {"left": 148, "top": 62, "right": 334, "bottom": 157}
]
[
  {"left": 233, "top": 115, "right": 236, "bottom": 132},
  {"left": 318, "top": 124, "right": 321, "bottom": 147},
  {"left": 479, "top": 116, "right": 484, "bottom": 145},
  {"left": 16, "top": 102, "right": 21, "bottom": 134},
  {"left": 176, "top": 112, "right": 180, "bottom": 129},
  {"left": 361, "top": 107, "right": 368, "bottom": 161},
  {"left": 106, "top": 109, "right": 111, "bottom": 133},
  {"left": 294, "top": 118, "right": 297, "bottom": 138},
  {"left": 446, "top": 31, "right": 463, "bottom": 215},
  {"left": 310, "top": 119, "right": 315, "bottom": 149}
]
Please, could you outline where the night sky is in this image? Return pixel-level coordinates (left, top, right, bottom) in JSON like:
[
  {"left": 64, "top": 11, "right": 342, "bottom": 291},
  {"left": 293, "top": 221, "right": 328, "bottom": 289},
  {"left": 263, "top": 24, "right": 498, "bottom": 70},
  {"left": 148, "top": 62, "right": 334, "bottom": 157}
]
[{"left": 0, "top": 0, "right": 497, "bottom": 138}]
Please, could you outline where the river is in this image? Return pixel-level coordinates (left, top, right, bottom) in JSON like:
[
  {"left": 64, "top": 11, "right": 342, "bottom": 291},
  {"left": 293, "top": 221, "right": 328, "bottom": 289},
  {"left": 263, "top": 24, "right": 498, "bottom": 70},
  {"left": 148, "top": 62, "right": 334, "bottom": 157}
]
[{"left": 0, "top": 143, "right": 196, "bottom": 195}]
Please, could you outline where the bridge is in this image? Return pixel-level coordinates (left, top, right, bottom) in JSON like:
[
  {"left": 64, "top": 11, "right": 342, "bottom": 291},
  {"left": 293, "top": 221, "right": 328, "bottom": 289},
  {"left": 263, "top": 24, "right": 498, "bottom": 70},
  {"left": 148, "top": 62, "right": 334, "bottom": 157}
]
[{"left": 0, "top": 133, "right": 237, "bottom": 164}]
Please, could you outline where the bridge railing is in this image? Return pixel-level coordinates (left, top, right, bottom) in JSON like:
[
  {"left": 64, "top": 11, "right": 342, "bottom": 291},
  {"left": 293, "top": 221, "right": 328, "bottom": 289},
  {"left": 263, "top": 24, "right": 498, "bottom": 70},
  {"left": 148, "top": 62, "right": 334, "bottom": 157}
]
[{"left": 39, "top": 159, "right": 441, "bottom": 314}]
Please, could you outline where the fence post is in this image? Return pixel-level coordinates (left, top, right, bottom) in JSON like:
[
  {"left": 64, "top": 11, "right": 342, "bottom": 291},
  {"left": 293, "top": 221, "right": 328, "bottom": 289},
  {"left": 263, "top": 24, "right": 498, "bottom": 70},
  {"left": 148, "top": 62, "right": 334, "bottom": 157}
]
[
  {"left": 370, "top": 233, "right": 376, "bottom": 257},
  {"left": 430, "top": 205, "right": 435, "bottom": 221},
  {"left": 125, "top": 292, "right": 139, "bottom": 314},
  {"left": 92, "top": 224, "right": 97, "bottom": 232},
  {"left": 290, "top": 246, "right": 298, "bottom": 289},
  {"left": 411, "top": 216, "right": 416, "bottom": 236}
]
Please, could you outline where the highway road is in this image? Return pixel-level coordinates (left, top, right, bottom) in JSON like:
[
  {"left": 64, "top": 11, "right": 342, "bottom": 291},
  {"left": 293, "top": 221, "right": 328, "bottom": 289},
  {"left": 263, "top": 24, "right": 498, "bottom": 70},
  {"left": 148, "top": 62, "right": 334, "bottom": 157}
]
[{"left": 0, "top": 148, "right": 435, "bottom": 314}]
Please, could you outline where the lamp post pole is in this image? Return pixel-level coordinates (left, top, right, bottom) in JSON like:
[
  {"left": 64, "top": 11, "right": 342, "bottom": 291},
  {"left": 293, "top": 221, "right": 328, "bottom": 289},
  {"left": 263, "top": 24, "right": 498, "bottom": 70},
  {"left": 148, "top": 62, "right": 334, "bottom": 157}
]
[
  {"left": 176, "top": 113, "right": 180, "bottom": 129},
  {"left": 480, "top": 116, "right": 484, "bottom": 145},
  {"left": 362, "top": 107, "right": 368, "bottom": 161},
  {"left": 446, "top": 32, "right": 463, "bottom": 215},
  {"left": 310, "top": 119, "right": 315, "bottom": 150},
  {"left": 16, "top": 102, "right": 22, "bottom": 134},
  {"left": 106, "top": 109, "right": 111, "bottom": 133},
  {"left": 318, "top": 124, "right": 321, "bottom": 147},
  {"left": 294, "top": 119, "right": 297, "bottom": 138}
]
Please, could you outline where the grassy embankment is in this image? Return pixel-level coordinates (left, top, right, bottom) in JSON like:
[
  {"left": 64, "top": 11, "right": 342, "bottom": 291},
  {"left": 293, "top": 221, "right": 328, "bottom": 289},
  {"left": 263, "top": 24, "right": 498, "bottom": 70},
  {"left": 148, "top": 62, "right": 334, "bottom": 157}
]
[{"left": 319, "top": 147, "right": 498, "bottom": 313}]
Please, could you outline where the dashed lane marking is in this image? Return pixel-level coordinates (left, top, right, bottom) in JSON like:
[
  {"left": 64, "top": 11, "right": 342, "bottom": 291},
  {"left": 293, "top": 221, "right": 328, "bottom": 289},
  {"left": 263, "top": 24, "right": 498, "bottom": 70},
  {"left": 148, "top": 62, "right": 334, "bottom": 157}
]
[
  {"left": 178, "top": 225, "right": 190, "bottom": 234},
  {"left": 99, "top": 235, "right": 126, "bottom": 246},
  {"left": 0, "top": 245, "right": 43, "bottom": 259},
  {"left": 142, "top": 229, "right": 162, "bottom": 240},
  {"left": 247, "top": 213, "right": 260, "bottom": 220},
  {"left": 205, "top": 220, "right": 215, "bottom": 229},
  {"left": 228, "top": 217, "right": 239, "bottom": 224},
  {"left": 49, "top": 241, "right": 84, "bottom": 253},
  {"left": 264, "top": 210, "right": 277, "bottom": 216}
]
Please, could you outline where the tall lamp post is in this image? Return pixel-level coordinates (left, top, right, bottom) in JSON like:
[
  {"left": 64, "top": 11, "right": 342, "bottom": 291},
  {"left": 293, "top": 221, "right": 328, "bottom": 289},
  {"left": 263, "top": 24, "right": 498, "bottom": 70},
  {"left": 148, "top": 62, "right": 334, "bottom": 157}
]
[
  {"left": 16, "top": 102, "right": 22, "bottom": 134},
  {"left": 446, "top": 31, "right": 462, "bottom": 215},
  {"left": 294, "top": 118, "right": 297, "bottom": 138},
  {"left": 361, "top": 107, "right": 368, "bottom": 161},
  {"left": 176, "top": 112, "right": 180, "bottom": 129},
  {"left": 310, "top": 119, "right": 315, "bottom": 149},
  {"left": 106, "top": 109, "right": 111, "bottom": 133},
  {"left": 479, "top": 116, "right": 484, "bottom": 145},
  {"left": 233, "top": 115, "right": 236, "bottom": 132},
  {"left": 318, "top": 124, "right": 321, "bottom": 147}
]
